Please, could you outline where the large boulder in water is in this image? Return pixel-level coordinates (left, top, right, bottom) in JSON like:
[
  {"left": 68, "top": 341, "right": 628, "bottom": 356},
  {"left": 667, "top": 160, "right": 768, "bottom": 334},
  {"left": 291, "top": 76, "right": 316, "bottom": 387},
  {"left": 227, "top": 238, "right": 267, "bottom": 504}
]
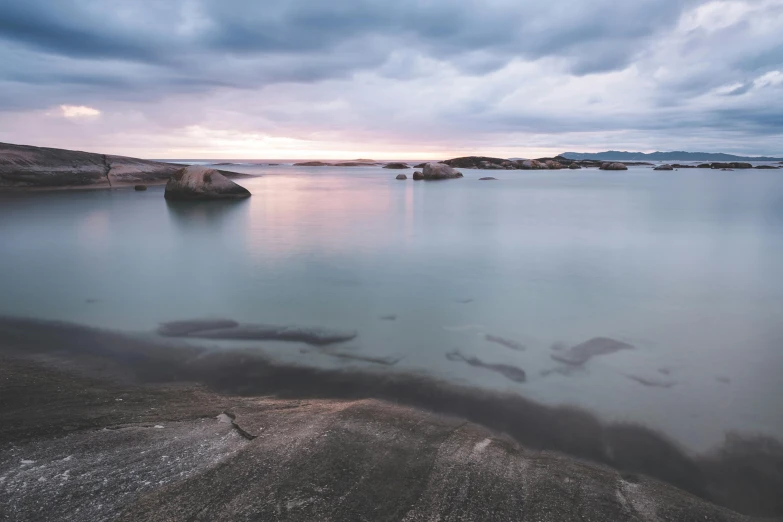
[
  {"left": 164, "top": 166, "right": 251, "bottom": 200},
  {"left": 422, "top": 162, "right": 463, "bottom": 179},
  {"left": 599, "top": 162, "right": 628, "bottom": 171}
]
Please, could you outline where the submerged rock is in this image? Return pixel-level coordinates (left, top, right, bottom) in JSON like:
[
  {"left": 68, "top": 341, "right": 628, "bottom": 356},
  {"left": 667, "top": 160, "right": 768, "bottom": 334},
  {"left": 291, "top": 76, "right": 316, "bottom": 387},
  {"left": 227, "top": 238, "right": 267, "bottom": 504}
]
[
  {"left": 422, "top": 162, "right": 463, "bottom": 179},
  {"left": 485, "top": 334, "right": 526, "bottom": 352},
  {"left": 624, "top": 374, "right": 677, "bottom": 388},
  {"left": 157, "top": 319, "right": 241, "bottom": 336},
  {"left": 654, "top": 165, "right": 674, "bottom": 171},
  {"left": 164, "top": 166, "right": 251, "bottom": 200},
  {"left": 395, "top": 174, "right": 408, "bottom": 180},
  {"left": 446, "top": 350, "right": 527, "bottom": 382},
  {"left": 551, "top": 337, "right": 634, "bottom": 365},
  {"left": 478, "top": 177, "right": 498, "bottom": 180},
  {"left": 158, "top": 319, "right": 356, "bottom": 346}
]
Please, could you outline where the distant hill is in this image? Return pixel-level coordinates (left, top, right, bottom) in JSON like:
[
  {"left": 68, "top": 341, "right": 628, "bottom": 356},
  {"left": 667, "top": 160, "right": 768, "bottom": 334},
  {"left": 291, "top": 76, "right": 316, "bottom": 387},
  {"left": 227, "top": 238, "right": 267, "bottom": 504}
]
[{"left": 561, "top": 151, "right": 783, "bottom": 162}]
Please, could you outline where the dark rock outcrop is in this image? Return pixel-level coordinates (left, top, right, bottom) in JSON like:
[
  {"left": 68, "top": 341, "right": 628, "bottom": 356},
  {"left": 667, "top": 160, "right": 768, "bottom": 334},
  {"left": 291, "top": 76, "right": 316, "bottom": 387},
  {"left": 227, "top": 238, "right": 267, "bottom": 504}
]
[
  {"left": 412, "top": 171, "right": 424, "bottom": 180},
  {"left": 698, "top": 163, "right": 712, "bottom": 168},
  {"left": 600, "top": 162, "right": 629, "bottom": 171},
  {"left": 654, "top": 165, "right": 674, "bottom": 171},
  {"left": 422, "top": 162, "right": 463, "bottom": 179},
  {"left": 293, "top": 161, "right": 332, "bottom": 166},
  {"left": 395, "top": 174, "right": 408, "bottom": 180},
  {"left": 711, "top": 162, "right": 752, "bottom": 169},
  {"left": 134, "top": 184, "right": 147, "bottom": 191},
  {"left": 442, "top": 156, "right": 510, "bottom": 170},
  {"left": 164, "top": 166, "right": 251, "bottom": 200},
  {"left": 478, "top": 177, "right": 497, "bottom": 180},
  {"left": 333, "top": 162, "right": 376, "bottom": 167},
  {"left": 384, "top": 162, "right": 410, "bottom": 169},
  {"left": 0, "top": 142, "right": 184, "bottom": 189},
  {"left": 755, "top": 165, "right": 779, "bottom": 169}
]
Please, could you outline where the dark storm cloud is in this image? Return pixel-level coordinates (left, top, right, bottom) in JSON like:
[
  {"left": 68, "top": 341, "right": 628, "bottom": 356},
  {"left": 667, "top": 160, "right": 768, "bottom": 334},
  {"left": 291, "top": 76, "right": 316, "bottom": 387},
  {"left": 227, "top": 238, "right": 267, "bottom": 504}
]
[
  {"left": 0, "top": 0, "right": 781, "bottom": 153},
  {"left": 0, "top": 0, "right": 692, "bottom": 83}
]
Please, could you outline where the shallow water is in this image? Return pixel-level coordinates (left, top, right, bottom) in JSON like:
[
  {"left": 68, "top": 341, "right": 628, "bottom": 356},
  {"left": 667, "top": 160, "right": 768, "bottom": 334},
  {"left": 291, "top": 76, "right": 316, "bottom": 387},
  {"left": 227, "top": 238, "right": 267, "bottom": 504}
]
[{"left": 2, "top": 164, "right": 783, "bottom": 451}]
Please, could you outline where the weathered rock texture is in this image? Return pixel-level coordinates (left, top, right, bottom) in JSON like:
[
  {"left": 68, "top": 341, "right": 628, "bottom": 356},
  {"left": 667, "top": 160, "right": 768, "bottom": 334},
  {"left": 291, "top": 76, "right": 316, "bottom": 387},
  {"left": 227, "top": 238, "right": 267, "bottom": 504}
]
[
  {"left": 0, "top": 142, "right": 185, "bottom": 189},
  {"left": 164, "top": 166, "right": 251, "bottom": 200},
  {"left": 1, "top": 316, "right": 782, "bottom": 521},
  {"left": 422, "top": 162, "right": 463, "bottom": 179}
]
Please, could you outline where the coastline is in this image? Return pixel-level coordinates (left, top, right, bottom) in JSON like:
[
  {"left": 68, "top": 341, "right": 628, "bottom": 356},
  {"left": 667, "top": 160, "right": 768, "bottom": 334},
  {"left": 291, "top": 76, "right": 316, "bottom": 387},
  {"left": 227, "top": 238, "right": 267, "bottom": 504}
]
[{"left": 0, "top": 316, "right": 781, "bottom": 520}]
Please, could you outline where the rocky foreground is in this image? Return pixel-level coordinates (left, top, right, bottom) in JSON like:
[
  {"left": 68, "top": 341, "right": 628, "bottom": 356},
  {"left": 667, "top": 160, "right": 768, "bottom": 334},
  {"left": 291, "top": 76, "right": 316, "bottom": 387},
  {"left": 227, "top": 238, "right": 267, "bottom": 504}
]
[
  {"left": 0, "top": 142, "right": 247, "bottom": 190},
  {"left": 1, "top": 316, "right": 782, "bottom": 521}
]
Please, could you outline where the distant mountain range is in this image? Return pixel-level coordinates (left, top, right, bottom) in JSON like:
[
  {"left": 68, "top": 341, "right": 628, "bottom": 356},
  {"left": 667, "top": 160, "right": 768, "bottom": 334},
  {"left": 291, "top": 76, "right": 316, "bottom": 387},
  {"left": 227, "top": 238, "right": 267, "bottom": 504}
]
[{"left": 560, "top": 151, "right": 783, "bottom": 162}]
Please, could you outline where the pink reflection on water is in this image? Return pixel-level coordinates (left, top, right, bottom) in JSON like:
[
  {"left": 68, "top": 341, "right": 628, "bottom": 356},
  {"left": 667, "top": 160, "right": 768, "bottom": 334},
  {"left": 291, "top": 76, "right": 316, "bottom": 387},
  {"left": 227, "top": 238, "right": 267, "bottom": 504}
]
[{"left": 243, "top": 175, "right": 402, "bottom": 261}]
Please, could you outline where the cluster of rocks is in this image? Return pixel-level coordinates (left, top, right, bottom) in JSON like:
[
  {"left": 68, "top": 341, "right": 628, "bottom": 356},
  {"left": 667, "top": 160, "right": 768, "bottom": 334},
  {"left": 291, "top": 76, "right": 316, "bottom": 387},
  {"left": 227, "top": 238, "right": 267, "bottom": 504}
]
[
  {"left": 427, "top": 156, "right": 651, "bottom": 171},
  {"left": 397, "top": 162, "right": 464, "bottom": 180},
  {"left": 653, "top": 162, "right": 778, "bottom": 170},
  {"left": 293, "top": 161, "right": 379, "bottom": 167}
]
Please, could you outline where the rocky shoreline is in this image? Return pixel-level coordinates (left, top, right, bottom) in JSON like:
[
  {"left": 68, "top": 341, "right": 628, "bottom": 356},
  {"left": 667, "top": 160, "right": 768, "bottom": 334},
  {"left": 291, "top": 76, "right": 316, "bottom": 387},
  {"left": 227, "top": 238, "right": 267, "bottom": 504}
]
[
  {"left": 1, "top": 316, "right": 781, "bottom": 521},
  {"left": 0, "top": 142, "right": 250, "bottom": 190}
]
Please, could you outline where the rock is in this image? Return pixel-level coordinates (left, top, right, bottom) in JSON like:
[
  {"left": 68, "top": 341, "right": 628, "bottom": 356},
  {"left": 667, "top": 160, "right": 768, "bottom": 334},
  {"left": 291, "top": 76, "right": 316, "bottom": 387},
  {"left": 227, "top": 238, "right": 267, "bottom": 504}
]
[
  {"left": 384, "top": 163, "right": 410, "bottom": 169},
  {"left": 413, "top": 163, "right": 428, "bottom": 168},
  {"left": 443, "top": 156, "right": 510, "bottom": 170},
  {"left": 545, "top": 160, "right": 564, "bottom": 169},
  {"left": 569, "top": 164, "right": 582, "bottom": 169},
  {"left": 422, "top": 162, "right": 462, "bottom": 179},
  {"left": 484, "top": 334, "right": 526, "bottom": 351},
  {"left": 711, "top": 162, "right": 752, "bottom": 169},
  {"left": 293, "top": 161, "right": 332, "bottom": 166},
  {"left": 0, "top": 141, "right": 184, "bottom": 189},
  {"left": 2, "top": 316, "right": 783, "bottom": 520},
  {"left": 517, "top": 159, "right": 548, "bottom": 170},
  {"left": 478, "top": 177, "right": 497, "bottom": 180},
  {"left": 164, "top": 166, "right": 251, "bottom": 200},
  {"left": 134, "top": 184, "right": 147, "bottom": 191},
  {"left": 551, "top": 337, "right": 634, "bottom": 365},
  {"left": 654, "top": 165, "right": 674, "bottom": 171},
  {"left": 412, "top": 171, "right": 424, "bottom": 180},
  {"left": 599, "top": 162, "right": 628, "bottom": 171},
  {"left": 157, "top": 319, "right": 356, "bottom": 346},
  {"left": 754, "top": 165, "right": 779, "bottom": 169},
  {"left": 156, "top": 319, "right": 241, "bottom": 336},
  {"left": 395, "top": 174, "right": 407, "bottom": 180},
  {"left": 446, "top": 350, "right": 527, "bottom": 382},
  {"left": 698, "top": 163, "right": 712, "bottom": 168},
  {"left": 333, "top": 162, "right": 376, "bottom": 167}
]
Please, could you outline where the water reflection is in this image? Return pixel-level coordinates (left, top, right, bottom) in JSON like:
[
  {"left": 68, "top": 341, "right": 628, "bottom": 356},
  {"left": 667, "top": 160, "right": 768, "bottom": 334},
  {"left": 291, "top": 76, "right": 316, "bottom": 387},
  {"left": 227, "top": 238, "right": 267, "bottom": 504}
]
[{"left": 165, "top": 199, "right": 250, "bottom": 231}]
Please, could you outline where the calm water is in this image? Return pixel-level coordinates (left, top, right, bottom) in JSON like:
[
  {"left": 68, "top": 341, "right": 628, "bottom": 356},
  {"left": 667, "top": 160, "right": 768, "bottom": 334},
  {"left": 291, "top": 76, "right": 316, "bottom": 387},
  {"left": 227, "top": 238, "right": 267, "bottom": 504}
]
[{"left": 2, "top": 164, "right": 783, "bottom": 451}]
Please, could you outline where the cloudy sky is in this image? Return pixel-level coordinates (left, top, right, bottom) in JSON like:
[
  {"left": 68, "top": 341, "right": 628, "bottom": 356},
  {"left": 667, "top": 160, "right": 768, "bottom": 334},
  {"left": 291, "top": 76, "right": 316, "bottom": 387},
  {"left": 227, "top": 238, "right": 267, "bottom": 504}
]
[{"left": 0, "top": 0, "right": 781, "bottom": 159}]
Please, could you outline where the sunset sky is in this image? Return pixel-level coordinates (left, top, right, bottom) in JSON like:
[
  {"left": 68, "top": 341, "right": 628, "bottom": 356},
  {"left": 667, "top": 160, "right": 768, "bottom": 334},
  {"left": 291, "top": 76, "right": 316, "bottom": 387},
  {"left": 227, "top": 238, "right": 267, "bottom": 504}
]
[{"left": 1, "top": 0, "right": 782, "bottom": 159}]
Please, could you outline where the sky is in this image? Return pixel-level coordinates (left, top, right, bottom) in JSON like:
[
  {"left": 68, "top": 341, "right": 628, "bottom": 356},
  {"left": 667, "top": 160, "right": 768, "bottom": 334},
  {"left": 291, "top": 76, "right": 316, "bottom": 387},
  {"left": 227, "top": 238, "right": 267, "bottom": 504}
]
[{"left": 0, "top": 0, "right": 782, "bottom": 160}]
